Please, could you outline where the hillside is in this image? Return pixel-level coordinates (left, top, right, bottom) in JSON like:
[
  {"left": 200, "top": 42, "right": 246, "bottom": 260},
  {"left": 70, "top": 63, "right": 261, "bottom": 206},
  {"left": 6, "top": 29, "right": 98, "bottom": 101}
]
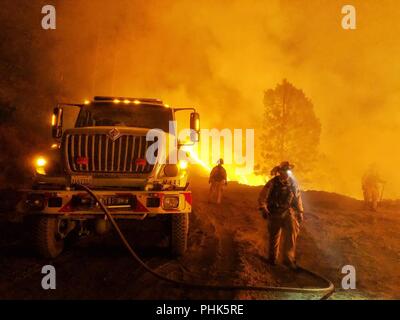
[{"left": 0, "top": 177, "right": 398, "bottom": 299}]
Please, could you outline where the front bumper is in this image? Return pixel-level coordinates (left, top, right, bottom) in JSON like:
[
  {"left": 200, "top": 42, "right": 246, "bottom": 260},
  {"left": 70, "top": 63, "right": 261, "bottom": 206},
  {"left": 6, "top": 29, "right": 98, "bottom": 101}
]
[
  {"left": 24, "top": 189, "right": 192, "bottom": 219},
  {"left": 33, "top": 175, "right": 149, "bottom": 189}
]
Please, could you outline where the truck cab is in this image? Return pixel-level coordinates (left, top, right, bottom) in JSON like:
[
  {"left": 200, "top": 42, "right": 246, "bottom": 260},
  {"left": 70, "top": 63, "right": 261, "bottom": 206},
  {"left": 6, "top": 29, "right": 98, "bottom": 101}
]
[{"left": 25, "top": 96, "right": 200, "bottom": 258}]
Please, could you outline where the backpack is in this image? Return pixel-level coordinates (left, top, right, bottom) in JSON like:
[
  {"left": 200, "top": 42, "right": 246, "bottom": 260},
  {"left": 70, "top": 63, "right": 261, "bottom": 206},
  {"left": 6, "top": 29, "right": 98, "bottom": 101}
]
[
  {"left": 267, "top": 177, "right": 298, "bottom": 214},
  {"left": 212, "top": 166, "right": 226, "bottom": 182}
]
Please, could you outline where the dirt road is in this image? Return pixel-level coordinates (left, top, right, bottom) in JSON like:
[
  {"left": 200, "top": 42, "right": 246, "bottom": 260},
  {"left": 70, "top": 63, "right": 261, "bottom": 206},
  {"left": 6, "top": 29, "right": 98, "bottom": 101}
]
[{"left": 0, "top": 177, "right": 398, "bottom": 299}]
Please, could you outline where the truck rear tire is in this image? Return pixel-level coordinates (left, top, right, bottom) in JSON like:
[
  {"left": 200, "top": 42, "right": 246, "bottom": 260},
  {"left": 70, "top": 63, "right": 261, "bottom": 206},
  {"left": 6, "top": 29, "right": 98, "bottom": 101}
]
[
  {"left": 171, "top": 212, "right": 189, "bottom": 256},
  {"left": 34, "top": 217, "right": 65, "bottom": 258}
]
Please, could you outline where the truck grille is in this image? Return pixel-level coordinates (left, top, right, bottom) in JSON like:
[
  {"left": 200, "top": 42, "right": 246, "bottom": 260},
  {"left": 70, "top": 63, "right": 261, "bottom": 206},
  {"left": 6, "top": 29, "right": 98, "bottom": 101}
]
[{"left": 65, "top": 134, "right": 154, "bottom": 174}]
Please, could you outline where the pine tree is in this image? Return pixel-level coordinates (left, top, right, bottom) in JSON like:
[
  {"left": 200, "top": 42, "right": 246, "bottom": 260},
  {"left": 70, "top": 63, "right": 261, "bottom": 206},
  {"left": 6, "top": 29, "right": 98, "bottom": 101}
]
[{"left": 260, "top": 79, "right": 321, "bottom": 178}]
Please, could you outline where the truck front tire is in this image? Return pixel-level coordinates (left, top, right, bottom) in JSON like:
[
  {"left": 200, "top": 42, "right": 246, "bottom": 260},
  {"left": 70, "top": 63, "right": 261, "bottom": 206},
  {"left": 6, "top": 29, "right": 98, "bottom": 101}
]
[
  {"left": 171, "top": 212, "right": 189, "bottom": 256},
  {"left": 34, "top": 217, "right": 65, "bottom": 258}
]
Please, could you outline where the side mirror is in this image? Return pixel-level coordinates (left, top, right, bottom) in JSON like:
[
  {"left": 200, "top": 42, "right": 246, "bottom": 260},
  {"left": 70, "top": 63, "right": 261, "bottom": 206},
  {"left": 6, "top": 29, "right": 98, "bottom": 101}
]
[
  {"left": 190, "top": 112, "right": 200, "bottom": 142},
  {"left": 52, "top": 107, "right": 64, "bottom": 139}
]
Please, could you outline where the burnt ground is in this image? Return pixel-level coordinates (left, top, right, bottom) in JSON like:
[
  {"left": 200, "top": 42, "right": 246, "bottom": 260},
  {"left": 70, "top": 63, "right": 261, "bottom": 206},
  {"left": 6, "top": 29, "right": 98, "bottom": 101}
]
[{"left": 0, "top": 177, "right": 399, "bottom": 300}]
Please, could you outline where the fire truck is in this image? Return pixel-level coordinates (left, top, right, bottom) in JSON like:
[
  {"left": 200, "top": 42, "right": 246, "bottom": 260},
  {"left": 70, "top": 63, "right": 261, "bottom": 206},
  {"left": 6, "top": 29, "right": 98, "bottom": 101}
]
[{"left": 24, "top": 96, "right": 200, "bottom": 258}]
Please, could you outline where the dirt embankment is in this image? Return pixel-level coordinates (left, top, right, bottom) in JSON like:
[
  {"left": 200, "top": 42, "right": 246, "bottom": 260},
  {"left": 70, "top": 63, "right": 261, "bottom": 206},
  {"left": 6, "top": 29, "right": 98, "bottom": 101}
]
[
  {"left": 190, "top": 178, "right": 400, "bottom": 299},
  {"left": 0, "top": 178, "right": 398, "bottom": 299}
]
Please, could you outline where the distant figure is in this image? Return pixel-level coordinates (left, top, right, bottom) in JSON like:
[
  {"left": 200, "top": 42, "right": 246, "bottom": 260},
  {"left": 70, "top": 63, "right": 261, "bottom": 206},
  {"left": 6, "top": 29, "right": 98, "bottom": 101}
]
[
  {"left": 208, "top": 159, "right": 227, "bottom": 204},
  {"left": 258, "top": 161, "right": 304, "bottom": 270},
  {"left": 362, "top": 164, "right": 385, "bottom": 211}
]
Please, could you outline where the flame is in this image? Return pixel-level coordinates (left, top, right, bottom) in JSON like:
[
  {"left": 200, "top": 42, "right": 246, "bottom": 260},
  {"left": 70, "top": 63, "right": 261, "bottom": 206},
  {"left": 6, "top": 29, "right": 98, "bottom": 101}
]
[
  {"left": 232, "top": 170, "right": 268, "bottom": 186},
  {"left": 181, "top": 145, "right": 268, "bottom": 186},
  {"left": 181, "top": 145, "right": 212, "bottom": 172}
]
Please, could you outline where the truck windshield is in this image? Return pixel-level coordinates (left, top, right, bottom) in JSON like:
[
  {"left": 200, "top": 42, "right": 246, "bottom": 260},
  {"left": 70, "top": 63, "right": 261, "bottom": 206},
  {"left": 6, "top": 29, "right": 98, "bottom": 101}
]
[{"left": 75, "top": 103, "right": 173, "bottom": 132}]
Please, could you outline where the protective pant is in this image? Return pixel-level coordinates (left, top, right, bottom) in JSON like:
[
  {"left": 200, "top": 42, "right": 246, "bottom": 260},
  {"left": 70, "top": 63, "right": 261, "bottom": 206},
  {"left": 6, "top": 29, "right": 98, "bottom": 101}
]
[
  {"left": 209, "top": 181, "right": 225, "bottom": 204},
  {"left": 363, "top": 187, "right": 379, "bottom": 211},
  {"left": 268, "top": 209, "right": 300, "bottom": 264}
]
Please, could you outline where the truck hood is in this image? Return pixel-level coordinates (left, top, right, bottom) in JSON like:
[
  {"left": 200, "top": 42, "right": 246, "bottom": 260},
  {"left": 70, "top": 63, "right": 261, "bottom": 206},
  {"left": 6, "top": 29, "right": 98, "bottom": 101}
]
[{"left": 65, "top": 126, "right": 152, "bottom": 136}]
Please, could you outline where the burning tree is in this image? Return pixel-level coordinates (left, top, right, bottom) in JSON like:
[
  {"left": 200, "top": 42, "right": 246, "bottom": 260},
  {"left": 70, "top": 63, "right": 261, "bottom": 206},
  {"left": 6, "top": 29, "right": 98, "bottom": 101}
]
[{"left": 260, "top": 79, "right": 321, "bottom": 177}]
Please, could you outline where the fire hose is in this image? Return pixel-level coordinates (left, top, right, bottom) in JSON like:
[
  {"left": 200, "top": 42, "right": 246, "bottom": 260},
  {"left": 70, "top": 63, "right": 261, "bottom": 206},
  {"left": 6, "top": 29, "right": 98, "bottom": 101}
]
[{"left": 79, "top": 184, "right": 335, "bottom": 300}]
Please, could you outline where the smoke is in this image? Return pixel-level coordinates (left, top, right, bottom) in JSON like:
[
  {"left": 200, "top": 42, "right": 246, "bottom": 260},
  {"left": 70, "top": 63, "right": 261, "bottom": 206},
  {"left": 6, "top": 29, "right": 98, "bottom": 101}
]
[{"left": 2, "top": 0, "right": 399, "bottom": 198}]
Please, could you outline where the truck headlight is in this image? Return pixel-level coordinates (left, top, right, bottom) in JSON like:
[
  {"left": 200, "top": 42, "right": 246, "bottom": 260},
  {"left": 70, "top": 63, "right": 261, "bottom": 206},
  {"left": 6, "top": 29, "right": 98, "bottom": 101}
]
[
  {"left": 178, "top": 160, "right": 188, "bottom": 170},
  {"left": 34, "top": 156, "right": 47, "bottom": 175},
  {"left": 163, "top": 196, "right": 179, "bottom": 209}
]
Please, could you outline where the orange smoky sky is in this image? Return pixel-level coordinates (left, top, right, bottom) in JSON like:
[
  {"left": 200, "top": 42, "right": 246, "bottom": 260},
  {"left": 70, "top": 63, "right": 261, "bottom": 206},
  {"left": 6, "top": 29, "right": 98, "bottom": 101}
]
[{"left": 44, "top": 0, "right": 400, "bottom": 198}]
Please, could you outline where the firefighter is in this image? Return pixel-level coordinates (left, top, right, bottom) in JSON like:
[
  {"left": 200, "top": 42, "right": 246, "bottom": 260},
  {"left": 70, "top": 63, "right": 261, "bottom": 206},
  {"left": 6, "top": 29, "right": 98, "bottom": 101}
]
[
  {"left": 258, "top": 161, "right": 304, "bottom": 270},
  {"left": 362, "top": 164, "right": 385, "bottom": 211},
  {"left": 208, "top": 158, "right": 227, "bottom": 204}
]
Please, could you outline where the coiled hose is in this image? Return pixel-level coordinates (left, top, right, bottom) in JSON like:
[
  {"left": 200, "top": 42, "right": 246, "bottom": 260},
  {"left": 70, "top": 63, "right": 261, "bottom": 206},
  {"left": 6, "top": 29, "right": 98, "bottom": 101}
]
[{"left": 79, "top": 184, "right": 335, "bottom": 300}]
